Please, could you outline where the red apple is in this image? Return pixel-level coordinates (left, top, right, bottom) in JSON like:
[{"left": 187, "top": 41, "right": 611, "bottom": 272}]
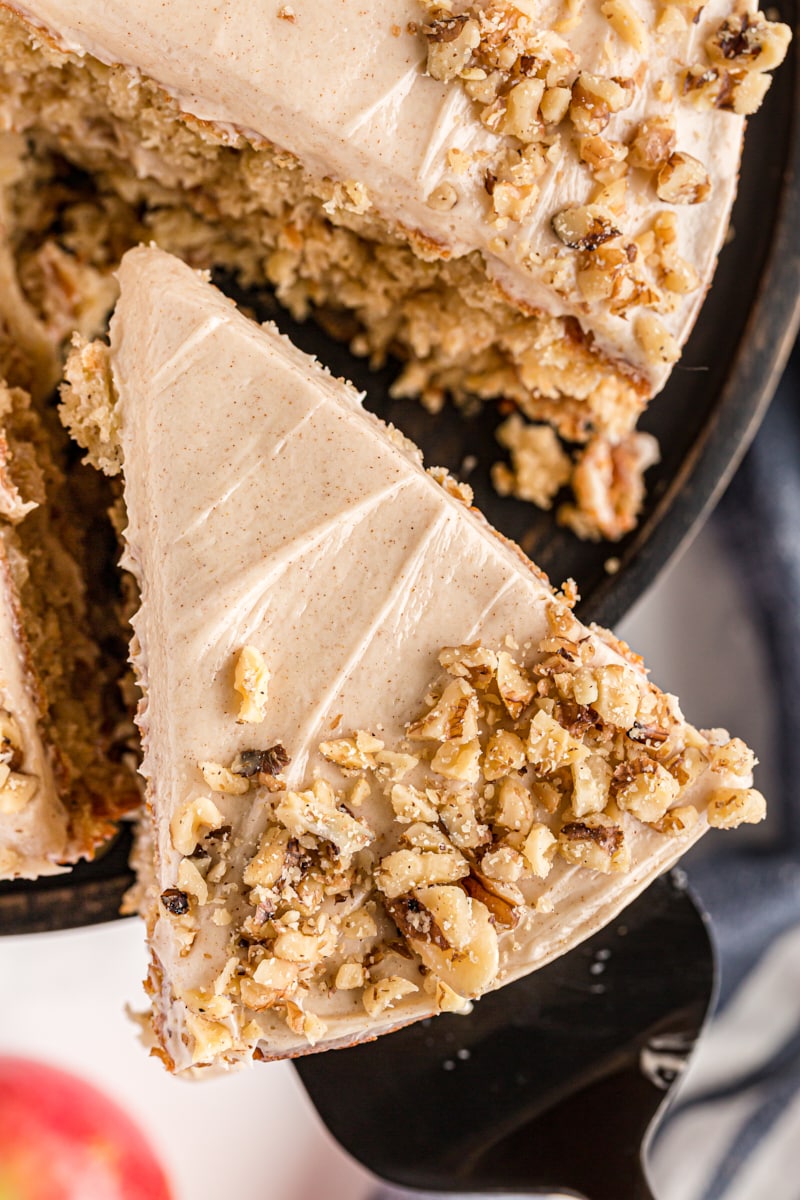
[{"left": 0, "top": 1056, "right": 173, "bottom": 1200}]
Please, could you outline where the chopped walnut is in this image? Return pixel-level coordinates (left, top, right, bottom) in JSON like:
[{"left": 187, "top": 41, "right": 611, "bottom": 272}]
[
  {"left": 439, "top": 643, "right": 498, "bottom": 689},
  {"left": 481, "top": 842, "right": 525, "bottom": 884},
  {"left": 527, "top": 709, "right": 589, "bottom": 773},
  {"left": 635, "top": 312, "right": 681, "bottom": 366},
  {"left": 171, "top": 796, "right": 225, "bottom": 856},
  {"left": 710, "top": 737, "right": 757, "bottom": 779},
  {"left": 572, "top": 754, "right": 612, "bottom": 818},
  {"left": 284, "top": 1002, "right": 328, "bottom": 1046},
  {"left": 592, "top": 663, "right": 641, "bottom": 728},
  {"left": 273, "top": 928, "right": 337, "bottom": 964},
  {"left": 627, "top": 118, "right": 676, "bottom": 171},
  {"left": 177, "top": 857, "right": 209, "bottom": 906},
  {"left": 253, "top": 957, "right": 300, "bottom": 991},
  {"left": 496, "top": 651, "right": 536, "bottom": 718},
  {"left": 319, "top": 730, "right": 384, "bottom": 770},
  {"left": 522, "top": 822, "right": 559, "bottom": 877},
  {"left": 234, "top": 646, "right": 270, "bottom": 724},
  {"left": 423, "top": 973, "right": 473, "bottom": 1014},
  {"left": 231, "top": 744, "right": 290, "bottom": 780},
  {"left": 501, "top": 78, "right": 545, "bottom": 141},
  {"left": 0, "top": 771, "right": 37, "bottom": 815},
  {"left": 706, "top": 11, "right": 791, "bottom": 73},
  {"left": 375, "top": 750, "right": 419, "bottom": 780},
  {"left": 613, "top": 757, "right": 680, "bottom": 822},
  {"left": 656, "top": 152, "right": 711, "bottom": 205},
  {"left": 578, "top": 135, "right": 629, "bottom": 181},
  {"left": 558, "top": 816, "right": 630, "bottom": 873},
  {"left": 276, "top": 781, "right": 373, "bottom": 865},
  {"left": 412, "top": 891, "right": 499, "bottom": 997},
  {"left": 439, "top": 792, "right": 490, "bottom": 850},
  {"left": 377, "top": 847, "right": 469, "bottom": 899},
  {"left": 540, "top": 85, "right": 572, "bottom": 124},
  {"left": 186, "top": 1013, "right": 234, "bottom": 1064},
  {"left": 243, "top": 825, "right": 292, "bottom": 889},
  {"left": 431, "top": 738, "right": 482, "bottom": 783},
  {"left": 483, "top": 729, "right": 527, "bottom": 781},
  {"left": 653, "top": 804, "right": 700, "bottom": 835},
  {"left": 362, "top": 975, "right": 418, "bottom": 1017},
  {"left": 600, "top": 0, "right": 649, "bottom": 54},
  {"left": 493, "top": 775, "right": 535, "bottom": 833},
  {"left": 424, "top": 14, "right": 481, "bottom": 82},
  {"left": 570, "top": 73, "right": 634, "bottom": 134},
  {"left": 390, "top": 783, "right": 440, "bottom": 825},
  {"left": 407, "top": 678, "right": 480, "bottom": 743},
  {"left": 427, "top": 182, "right": 460, "bottom": 211},
  {"left": 199, "top": 760, "right": 249, "bottom": 796},
  {"left": 552, "top": 204, "right": 621, "bottom": 250},
  {"left": 707, "top": 787, "right": 766, "bottom": 829},
  {"left": 160, "top": 887, "right": 190, "bottom": 916},
  {"left": 335, "top": 963, "right": 367, "bottom": 990}
]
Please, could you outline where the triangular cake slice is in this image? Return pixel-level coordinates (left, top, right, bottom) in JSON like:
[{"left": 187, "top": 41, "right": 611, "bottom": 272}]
[{"left": 63, "top": 247, "right": 764, "bottom": 1073}]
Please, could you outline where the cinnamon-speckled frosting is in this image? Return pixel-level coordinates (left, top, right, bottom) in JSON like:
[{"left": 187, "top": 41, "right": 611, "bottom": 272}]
[{"left": 104, "top": 248, "right": 761, "bottom": 1071}]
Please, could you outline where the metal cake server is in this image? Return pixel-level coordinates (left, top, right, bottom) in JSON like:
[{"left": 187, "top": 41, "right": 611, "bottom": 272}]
[{"left": 295, "top": 871, "right": 715, "bottom": 1200}]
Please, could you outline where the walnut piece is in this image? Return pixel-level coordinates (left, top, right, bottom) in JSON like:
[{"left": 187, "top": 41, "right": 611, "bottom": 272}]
[
  {"left": 171, "top": 796, "right": 225, "bottom": 856},
  {"left": 552, "top": 204, "right": 621, "bottom": 250},
  {"left": 707, "top": 787, "right": 766, "bottom": 829},
  {"left": 199, "top": 760, "right": 249, "bottom": 795},
  {"left": 627, "top": 118, "right": 676, "bottom": 171},
  {"left": 362, "top": 975, "right": 418, "bottom": 1017},
  {"left": 656, "top": 153, "right": 711, "bottom": 205},
  {"left": 234, "top": 645, "right": 270, "bottom": 724}
]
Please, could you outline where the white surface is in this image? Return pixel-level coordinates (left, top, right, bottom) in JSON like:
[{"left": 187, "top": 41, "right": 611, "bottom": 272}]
[
  {"left": 0, "top": 516, "right": 772, "bottom": 1198},
  {"left": 0, "top": 918, "right": 375, "bottom": 1199}
]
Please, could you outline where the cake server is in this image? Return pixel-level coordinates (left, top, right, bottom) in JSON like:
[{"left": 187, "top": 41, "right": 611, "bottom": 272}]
[{"left": 295, "top": 870, "right": 714, "bottom": 1200}]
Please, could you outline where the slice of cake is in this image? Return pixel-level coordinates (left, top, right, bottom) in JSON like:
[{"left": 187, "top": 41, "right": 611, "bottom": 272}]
[
  {"left": 2, "top": 0, "right": 790, "bottom": 538},
  {"left": 62, "top": 246, "right": 765, "bottom": 1072}
]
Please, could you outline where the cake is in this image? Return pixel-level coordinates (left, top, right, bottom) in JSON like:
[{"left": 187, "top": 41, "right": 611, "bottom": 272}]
[
  {"left": 2, "top": 0, "right": 790, "bottom": 538},
  {"left": 62, "top": 246, "right": 765, "bottom": 1072},
  {"left": 0, "top": 140, "right": 140, "bottom": 881}
]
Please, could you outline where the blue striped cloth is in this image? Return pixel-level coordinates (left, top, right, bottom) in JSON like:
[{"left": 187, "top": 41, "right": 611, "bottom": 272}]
[{"left": 375, "top": 346, "right": 800, "bottom": 1200}]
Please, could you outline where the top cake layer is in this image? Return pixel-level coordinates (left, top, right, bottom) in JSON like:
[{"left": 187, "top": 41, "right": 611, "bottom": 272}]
[{"left": 9, "top": 0, "right": 790, "bottom": 389}]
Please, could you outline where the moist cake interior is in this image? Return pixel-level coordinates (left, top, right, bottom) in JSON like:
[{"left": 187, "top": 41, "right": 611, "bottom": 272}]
[{"left": 0, "top": 138, "right": 139, "bottom": 879}]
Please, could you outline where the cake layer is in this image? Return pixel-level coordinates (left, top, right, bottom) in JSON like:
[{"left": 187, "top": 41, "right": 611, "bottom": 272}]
[{"left": 63, "top": 247, "right": 765, "bottom": 1072}]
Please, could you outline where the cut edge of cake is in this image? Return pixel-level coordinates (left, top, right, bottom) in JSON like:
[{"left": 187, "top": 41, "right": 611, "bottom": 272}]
[{"left": 0, "top": 153, "right": 140, "bottom": 880}]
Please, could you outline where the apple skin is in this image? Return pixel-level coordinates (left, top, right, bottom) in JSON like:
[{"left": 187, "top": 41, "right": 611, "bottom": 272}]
[{"left": 0, "top": 1056, "right": 173, "bottom": 1200}]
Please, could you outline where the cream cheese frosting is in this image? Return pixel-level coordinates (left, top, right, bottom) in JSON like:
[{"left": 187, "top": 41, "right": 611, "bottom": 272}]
[
  {"left": 91, "top": 247, "right": 763, "bottom": 1072},
  {"left": 7, "top": 0, "right": 758, "bottom": 387}
]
